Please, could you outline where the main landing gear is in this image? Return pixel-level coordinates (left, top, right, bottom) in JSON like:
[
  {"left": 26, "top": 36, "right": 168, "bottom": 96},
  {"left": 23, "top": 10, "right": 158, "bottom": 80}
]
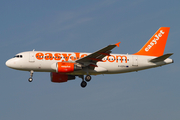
[
  {"left": 28, "top": 70, "right": 34, "bottom": 82},
  {"left": 85, "top": 75, "right": 91, "bottom": 82},
  {"left": 79, "top": 75, "right": 92, "bottom": 88}
]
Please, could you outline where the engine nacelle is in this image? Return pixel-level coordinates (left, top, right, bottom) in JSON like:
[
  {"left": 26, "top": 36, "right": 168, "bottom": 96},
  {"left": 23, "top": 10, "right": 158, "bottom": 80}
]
[
  {"left": 51, "top": 72, "right": 75, "bottom": 83},
  {"left": 57, "top": 62, "right": 82, "bottom": 73}
]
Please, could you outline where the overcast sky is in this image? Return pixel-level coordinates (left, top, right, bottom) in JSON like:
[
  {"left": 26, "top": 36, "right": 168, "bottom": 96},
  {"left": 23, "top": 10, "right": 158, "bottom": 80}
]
[{"left": 1, "top": 0, "right": 180, "bottom": 120}]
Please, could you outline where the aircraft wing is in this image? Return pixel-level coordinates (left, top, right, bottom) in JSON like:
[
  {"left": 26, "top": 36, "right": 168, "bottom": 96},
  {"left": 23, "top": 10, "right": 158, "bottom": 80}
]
[{"left": 75, "top": 42, "right": 120, "bottom": 67}]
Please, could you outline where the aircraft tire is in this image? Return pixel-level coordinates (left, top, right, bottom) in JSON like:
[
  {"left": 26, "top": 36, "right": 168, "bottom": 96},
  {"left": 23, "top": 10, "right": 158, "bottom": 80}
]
[
  {"left": 85, "top": 75, "right": 91, "bottom": 82},
  {"left": 81, "top": 81, "right": 87, "bottom": 88},
  {"left": 28, "top": 78, "right": 33, "bottom": 82}
]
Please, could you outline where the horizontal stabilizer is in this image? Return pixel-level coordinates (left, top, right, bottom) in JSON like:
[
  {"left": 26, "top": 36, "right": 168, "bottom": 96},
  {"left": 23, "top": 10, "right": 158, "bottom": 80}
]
[{"left": 149, "top": 53, "right": 173, "bottom": 62}]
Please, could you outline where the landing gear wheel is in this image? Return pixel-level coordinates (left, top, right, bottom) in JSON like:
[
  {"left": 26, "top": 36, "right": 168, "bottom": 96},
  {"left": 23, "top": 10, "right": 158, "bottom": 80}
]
[
  {"left": 28, "top": 77, "right": 33, "bottom": 82},
  {"left": 81, "top": 81, "right": 87, "bottom": 88},
  {"left": 85, "top": 75, "right": 91, "bottom": 82}
]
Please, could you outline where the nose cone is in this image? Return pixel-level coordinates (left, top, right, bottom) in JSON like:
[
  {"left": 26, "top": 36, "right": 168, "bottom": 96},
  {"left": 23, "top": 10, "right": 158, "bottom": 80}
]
[
  {"left": 5, "top": 58, "right": 20, "bottom": 69},
  {"left": 6, "top": 59, "right": 13, "bottom": 68}
]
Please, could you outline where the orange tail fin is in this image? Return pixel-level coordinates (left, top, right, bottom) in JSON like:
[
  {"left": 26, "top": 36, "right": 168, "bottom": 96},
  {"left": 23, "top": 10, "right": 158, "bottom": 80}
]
[{"left": 134, "top": 27, "right": 170, "bottom": 57}]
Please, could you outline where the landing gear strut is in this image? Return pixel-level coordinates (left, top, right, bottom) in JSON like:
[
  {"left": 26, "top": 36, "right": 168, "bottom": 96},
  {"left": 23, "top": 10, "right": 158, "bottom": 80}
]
[{"left": 28, "top": 70, "right": 34, "bottom": 82}]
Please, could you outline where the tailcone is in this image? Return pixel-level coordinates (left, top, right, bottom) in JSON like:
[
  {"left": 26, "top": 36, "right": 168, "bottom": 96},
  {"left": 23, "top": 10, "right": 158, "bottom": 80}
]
[{"left": 164, "top": 58, "right": 174, "bottom": 64}]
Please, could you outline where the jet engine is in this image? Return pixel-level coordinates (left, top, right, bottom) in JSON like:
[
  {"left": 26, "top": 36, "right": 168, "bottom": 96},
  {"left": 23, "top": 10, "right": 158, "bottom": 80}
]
[
  {"left": 57, "top": 62, "right": 82, "bottom": 73},
  {"left": 51, "top": 72, "right": 75, "bottom": 83}
]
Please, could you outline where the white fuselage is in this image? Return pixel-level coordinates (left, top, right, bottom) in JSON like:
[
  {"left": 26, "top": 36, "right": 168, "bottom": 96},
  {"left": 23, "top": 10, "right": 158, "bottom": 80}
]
[{"left": 6, "top": 51, "right": 173, "bottom": 75}]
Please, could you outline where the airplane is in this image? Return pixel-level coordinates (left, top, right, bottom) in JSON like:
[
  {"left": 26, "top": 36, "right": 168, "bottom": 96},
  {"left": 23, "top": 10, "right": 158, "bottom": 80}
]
[{"left": 6, "top": 27, "right": 173, "bottom": 88}]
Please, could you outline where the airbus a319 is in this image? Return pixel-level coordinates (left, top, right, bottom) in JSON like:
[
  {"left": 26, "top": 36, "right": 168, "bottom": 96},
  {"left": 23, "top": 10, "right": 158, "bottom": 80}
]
[{"left": 6, "top": 27, "right": 173, "bottom": 88}]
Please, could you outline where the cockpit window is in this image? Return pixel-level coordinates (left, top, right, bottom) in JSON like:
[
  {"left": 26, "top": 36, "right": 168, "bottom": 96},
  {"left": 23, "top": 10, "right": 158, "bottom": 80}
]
[{"left": 14, "top": 55, "right": 23, "bottom": 58}]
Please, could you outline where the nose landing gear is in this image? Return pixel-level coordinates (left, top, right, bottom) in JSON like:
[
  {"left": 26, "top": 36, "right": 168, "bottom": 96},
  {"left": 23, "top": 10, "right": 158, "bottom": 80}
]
[{"left": 28, "top": 70, "right": 34, "bottom": 82}]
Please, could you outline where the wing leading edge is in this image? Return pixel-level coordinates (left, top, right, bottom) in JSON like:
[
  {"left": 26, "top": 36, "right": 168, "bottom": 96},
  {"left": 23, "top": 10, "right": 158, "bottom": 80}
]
[{"left": 75, "top": 42, "right": 120, "bottom": 67}]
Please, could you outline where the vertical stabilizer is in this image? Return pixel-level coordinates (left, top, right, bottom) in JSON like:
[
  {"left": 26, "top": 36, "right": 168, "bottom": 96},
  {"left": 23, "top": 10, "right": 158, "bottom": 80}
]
[{"left": 134, "top": 27, "right": 170, "bottom": 57}]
